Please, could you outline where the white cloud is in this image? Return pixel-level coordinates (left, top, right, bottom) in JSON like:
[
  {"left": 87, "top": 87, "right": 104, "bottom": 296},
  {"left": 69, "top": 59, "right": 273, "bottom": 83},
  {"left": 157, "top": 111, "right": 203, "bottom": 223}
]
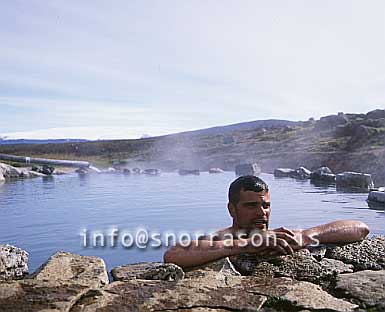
[
  {"left": 0, "top": 126, "right": 186, "bottom": 140},
  {"left": 0, "top": 0, "right": 384, "bottom": 138}
]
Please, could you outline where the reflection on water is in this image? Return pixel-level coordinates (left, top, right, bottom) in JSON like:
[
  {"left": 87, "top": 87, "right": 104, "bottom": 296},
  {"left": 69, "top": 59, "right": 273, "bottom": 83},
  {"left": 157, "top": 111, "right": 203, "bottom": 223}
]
[{"left": 0, "top": 172, "right": 383, "bottom": 272}]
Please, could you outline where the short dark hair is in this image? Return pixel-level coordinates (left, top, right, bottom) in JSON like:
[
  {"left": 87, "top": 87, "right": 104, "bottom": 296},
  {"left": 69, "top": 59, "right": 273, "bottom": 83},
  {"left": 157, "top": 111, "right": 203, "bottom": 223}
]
[{"left": 228, "top": 175, "right": 269, "bottom": 205}]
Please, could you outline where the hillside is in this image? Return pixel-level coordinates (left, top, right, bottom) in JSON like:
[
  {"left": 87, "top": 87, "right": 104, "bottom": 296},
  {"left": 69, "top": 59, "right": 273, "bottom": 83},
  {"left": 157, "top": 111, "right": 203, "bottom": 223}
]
[{"left": 1, "top": 109, "right": 384, "bottom": 185}]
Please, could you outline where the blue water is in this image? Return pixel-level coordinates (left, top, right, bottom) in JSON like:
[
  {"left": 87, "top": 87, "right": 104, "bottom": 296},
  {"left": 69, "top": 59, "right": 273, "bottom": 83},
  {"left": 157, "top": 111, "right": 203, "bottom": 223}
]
[{"left": 0, "top": 172, "right": 383, "bottom": 273}]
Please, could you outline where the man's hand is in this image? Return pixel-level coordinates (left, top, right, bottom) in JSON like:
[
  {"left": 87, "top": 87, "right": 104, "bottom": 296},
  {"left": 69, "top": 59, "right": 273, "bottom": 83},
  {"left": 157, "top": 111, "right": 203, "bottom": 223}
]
[{"left": 242, "top": 227, "right": 301, "bottom": 256}]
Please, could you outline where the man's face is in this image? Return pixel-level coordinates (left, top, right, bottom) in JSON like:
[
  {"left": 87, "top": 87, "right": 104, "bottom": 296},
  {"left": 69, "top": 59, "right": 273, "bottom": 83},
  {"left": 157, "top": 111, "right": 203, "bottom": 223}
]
[{"left": 229, "top": 189, "right": 271, "bottom": 231}]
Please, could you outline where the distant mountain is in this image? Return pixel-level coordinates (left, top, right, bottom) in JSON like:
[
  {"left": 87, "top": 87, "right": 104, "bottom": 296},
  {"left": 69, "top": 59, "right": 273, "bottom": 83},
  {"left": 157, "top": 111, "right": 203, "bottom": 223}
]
[
  {"left": 0, "top": 139, "right": 89, "bottom": 145},
  {"left": 1, "top": 110, "right": 384, "bottom": 185},
  {"left": 179, "top": 119, "right": 298, "bottom": 136}
]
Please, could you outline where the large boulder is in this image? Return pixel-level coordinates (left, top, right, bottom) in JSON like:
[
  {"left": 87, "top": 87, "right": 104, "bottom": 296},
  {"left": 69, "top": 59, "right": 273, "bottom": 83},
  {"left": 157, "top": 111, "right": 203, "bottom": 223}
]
[
  {"left": 70, "top": 270, "right": 357, "bottom": 312},
  {"left": 31, "top": 251, "right": 108, "bottom": 288},
  {"left": 316, "top": 113, "right": 349, "bottom": 130},
  {"left": 325, "top": 236, "right": 385, "bottom": 271},
  {"left": 335, "top": 270, "right": 385, "bottom": 311},
  {"left": 368, "top": 190, "right": 385, "bottom": 205},
  {"left": 0, "top": 279, "right": 89, "bottom": 312},
  {"left": 335, "top": 122, "right": 357, "bottom": 138},
  {"left": 0, "top": 251, "right": 109, "bottom": 311},
  {"left": 290, "top": 166, "right": 311, "bottom": 179},
  {"left": 336, "top": 171, "right": 374, "bottom": 192},
  {"left": 235, "top": 163, "right": 261, "bottom": 176},
  {"left": 352, "top": 125, "right": 379, "bottom": 141},
  {"left": 230, "top": 249, "right": 353, "bottom": 288},
  {"left": 0, "top": 244, "right": 28, "bottom": 281},
  {"left": 366, "top": 109, "right": 385, "bottom": 119},
  {"left": 70, "top": 273, "right": 269, "bottom": 312},
  {"left": 0, "top": 163, "right": 46, "bottom": 180},
  {"left": 0, "top": 163, "right": 21, "bottom": 179},
  {"left": 310, "top": 166, "right": 336, "bottom": 184},
  {"left": 274, "top": 168, "right": 296, "bottom": 178}
]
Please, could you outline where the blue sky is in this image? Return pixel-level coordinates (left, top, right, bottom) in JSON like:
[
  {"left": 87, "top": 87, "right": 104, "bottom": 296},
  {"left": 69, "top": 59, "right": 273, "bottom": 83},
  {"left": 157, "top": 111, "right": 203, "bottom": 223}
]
[{"left": 1, "top": 1, "right": 384, "bottom": 139}]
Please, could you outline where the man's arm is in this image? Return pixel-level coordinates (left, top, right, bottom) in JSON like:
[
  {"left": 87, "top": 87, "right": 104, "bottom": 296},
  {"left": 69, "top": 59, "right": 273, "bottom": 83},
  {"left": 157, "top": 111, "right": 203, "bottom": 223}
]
[
  {"left": 295, "top": 220, "right": 370, "bottom": 247},
  {"left": 164, "top": 231, "right": 299, "bottom": 269},
  {"left": 164, "top": 240, "right": 238, "bottom": 269}
]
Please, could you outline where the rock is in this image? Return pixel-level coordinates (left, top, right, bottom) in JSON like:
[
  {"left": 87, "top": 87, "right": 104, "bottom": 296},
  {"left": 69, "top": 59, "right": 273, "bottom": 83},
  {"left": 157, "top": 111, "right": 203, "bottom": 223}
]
[
  {"left": 52, "top": 169, "right": 68, "bottom": 175},
  {"left": 75, "top": 168, "right": 88, "bottom": 174},
  {"left": 70, "top": 274, "right": 357, "bottom": 312},
  {"left": 179, "top": 169, "right": 200, "bottom": 175},
  {"left": 335, "top": 270, "right": 385, "bottom": 310},
  {"left": 0, "top": 244, "right": 28, "bottom": 281},
  {"left": 243, "top": 277, "right": 357, "bottom": 311},
  {"left": 325, "top": 236, "right": 385, "bottom": 270},
  {"left": 310, "top": 166, "right": 336, "bottom": 184},
  {"left": 31, "top": 165, "right": 55, "bottom": 175},
  {"left": 335, "top": 122, "right": 356, "bottom": 137},
  {"left": 336, "top": 171, "right": 374, "bottom": 192},
  {"left": 235, "top": 163, "right": 261, "bottom": 176},
  {"left": 31, "top": 251, "right": 108, "bottom": 288},
  {"left": 366, "top": 109, "right": 385, "bottom": 120},
  {"left": 41, "top": 165, "right": 55, "bottom": 175},
  {"left": 353, "top": 125, "right": 378, "bottom": 141},
  {"left": 111, "top": 262, "right": 184, "bottom": 281},
  {"left": 132, "top": 167, "right": 143, "bottom": 174},
  {"left": 368, "top": 190, "right": 385, "bottom": 205},
  {"left": 71, "top": 277, "right": 268, "bottom": 312},
  {"left": 209, "top": 168, "right": 224, "bottom": 174},
  {"left": 143, "top": 168, "right": 161, "bottom": 176},
  {"left": 307, "top": 244, "right": 328, "bottom": 261},
  {"left": 316, "top": 114, "right": 349, "bottom": 130},
  {"left": 274, "top": 168, "right": 296, "bottom": 178},
  {"left": 27, "top": 170, "right": 46, "bottom": 178},
  {"left": 280, "top": 280, "right": 357, "bottom": 311},
  {"left": 0, "top": 279, "right": 89, "bottom": 312},
  {"left": 290, "top": 166, "right": 311, "bottom": 179},
  {"left": 0, "top": 163, "right": 21, "bottom": 179},
  {"left": 231, "top": 249, "right": 353, "bottom": 288},
  {"left": 219, "top": 257, "right": 241, "bottom": 276},
  {"left": 184, "top": 257, "right": 241, "bottom": 279}
]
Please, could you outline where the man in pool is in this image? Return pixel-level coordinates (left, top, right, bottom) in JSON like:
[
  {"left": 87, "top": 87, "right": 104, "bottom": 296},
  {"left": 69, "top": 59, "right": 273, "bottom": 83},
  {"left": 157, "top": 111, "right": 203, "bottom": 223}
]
[{"left": 164, "top": 175, "right": 370, "bottom": 269}]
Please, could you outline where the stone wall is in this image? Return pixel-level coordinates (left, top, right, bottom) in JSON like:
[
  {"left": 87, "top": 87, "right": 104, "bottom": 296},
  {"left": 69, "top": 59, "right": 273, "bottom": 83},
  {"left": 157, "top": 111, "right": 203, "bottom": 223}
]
[{"left": 0, "top": 236, "right": 384, "bottom": 311}]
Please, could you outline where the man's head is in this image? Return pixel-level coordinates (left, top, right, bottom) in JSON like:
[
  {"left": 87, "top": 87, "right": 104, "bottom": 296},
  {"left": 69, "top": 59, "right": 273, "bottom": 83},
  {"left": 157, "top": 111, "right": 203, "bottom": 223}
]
[{"left": 228, "top": 175, "right": 270, "bottom": 232}]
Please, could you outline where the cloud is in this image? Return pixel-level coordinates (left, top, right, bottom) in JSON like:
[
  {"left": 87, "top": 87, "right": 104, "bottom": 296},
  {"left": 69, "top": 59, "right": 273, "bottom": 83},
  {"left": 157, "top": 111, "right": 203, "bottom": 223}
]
[
  {"left": 1, "top": 0, "right": 385, "bottom": 138},
  {"left": 1, "top": 126, "right": 185, "bottom": 140}
]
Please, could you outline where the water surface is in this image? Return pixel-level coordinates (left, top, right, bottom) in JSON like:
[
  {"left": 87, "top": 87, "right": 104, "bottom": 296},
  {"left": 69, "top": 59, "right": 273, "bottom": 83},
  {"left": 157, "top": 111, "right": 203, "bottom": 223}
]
[{"left": 0, "top": 172, "right": 383, "bottom": 272}]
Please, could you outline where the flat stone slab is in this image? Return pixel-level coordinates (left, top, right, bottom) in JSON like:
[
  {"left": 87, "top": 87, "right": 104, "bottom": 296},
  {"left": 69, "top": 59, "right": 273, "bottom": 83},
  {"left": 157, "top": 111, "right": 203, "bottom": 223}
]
[
  {"left": 0, "top": 244, "right": 28, "bottom": 281},
  {"left": 335, "top": 270, "right": 385, "bottom": 310},
  {"left": 0, "top": 279, "right": 89, "bottom": 312},
  {"left": 326, "top": 236, "right": 385, "bottom": 270},
  {"left": 71, "top": 269, "right": 357, "bottom": 312},
  {"left": 71, "top": 275, "right": 267, "bottom": 312},
  {"left": 111, "top": 262, "right": 185, "bottom": 281},
  {"left": 31, "top": 251, "right": 108, "bottom": 288}
]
